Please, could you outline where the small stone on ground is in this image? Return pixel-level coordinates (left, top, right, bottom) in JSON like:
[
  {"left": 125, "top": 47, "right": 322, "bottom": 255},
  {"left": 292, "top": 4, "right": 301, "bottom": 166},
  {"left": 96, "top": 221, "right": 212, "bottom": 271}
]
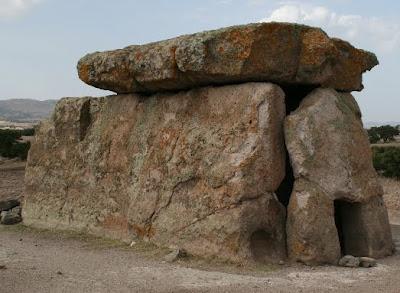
[
  {"left": 164, "top": 249, "right": 187, "bottom": 263},
  {"left": 359, "top": 257, "right": 377, "bottom": 268},
  {"left": 1, "top": 206, "right": 22, "bottom": 225},
  {"left": 0, "top": 199, "right": 20, "bottom": 212},
  {"left": 338, "top": 255, "right": 360, "bottom": 268}
]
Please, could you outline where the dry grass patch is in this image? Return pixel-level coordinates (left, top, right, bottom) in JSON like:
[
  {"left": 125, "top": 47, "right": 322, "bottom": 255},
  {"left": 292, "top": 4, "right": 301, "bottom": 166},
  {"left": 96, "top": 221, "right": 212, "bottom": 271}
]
[{"left": 380, "top": 176, "right": 400, "bottom": 224}]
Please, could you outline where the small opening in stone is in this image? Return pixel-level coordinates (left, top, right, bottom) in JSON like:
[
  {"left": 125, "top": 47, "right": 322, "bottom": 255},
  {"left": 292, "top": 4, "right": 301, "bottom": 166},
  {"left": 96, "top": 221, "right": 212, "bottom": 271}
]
[
  {"left": 334, "top": 200, "right": 346, "bottom": 254},
  {"left": 275, "top": 150, "right": 294, "bottom": 207},
  {"left": 334, "top": 200, "right": 365, "bottom": 256},
  {"left": 250, "top": 229, "right": 281, "bottom": 263},
  {"left": 281, "top": 84, "right": 317, "bottom": 115},
  {"left": 79, "top": 100, "right": 91, "bottom": 141}
]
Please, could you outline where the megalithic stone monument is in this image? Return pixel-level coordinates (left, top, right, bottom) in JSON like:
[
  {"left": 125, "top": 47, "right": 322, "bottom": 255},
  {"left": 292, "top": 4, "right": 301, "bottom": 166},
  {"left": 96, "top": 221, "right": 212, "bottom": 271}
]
[{"left": 23, "top": 22, "right": 393, "bottom": 265}]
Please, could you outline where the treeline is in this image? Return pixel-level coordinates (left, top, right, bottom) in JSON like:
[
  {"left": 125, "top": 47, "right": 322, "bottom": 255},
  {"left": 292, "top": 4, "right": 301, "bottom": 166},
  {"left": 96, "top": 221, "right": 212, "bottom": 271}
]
[
  {"left": 0, "top": 129, "right": 34, "bottom": 160},
  {"left": 366, "top": 125, "right": 400, "bottom": 179},
  {"left": 367, "top": 125, "right": 400, "bottom": 144},
  {"left": 372, "top": 147, "right": 400, "bottom": 179}
]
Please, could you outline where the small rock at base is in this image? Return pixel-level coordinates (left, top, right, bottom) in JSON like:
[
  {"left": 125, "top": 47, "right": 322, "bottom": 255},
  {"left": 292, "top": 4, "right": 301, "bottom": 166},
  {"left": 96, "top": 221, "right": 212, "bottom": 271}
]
[
  {"left": 164, "top": 248, "right": 187, "bottom": 263},
  {"left": 359, "top": 257, "right": 377, "bottom": 268},
  {"left": 1, "top": 206, "right": 22, "bottom": 225},
  {"left": 338, "top": 255, "right": 360, "bottom": 268},
  {"left": 0, "top": 199, "right": 20, "bottom": 212}
]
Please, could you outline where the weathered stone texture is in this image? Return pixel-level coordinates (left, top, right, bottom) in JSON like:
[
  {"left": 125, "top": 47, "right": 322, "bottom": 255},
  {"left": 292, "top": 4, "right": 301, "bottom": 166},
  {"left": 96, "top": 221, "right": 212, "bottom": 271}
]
[
  {"left": 24, "top": 22, "right": 393, "bottom": 265},
  {"left": 286, "top": 179, "right": 341, "bottom": 264},
  {"left": 23, "top": 82, "right": 287, "bottom": 263},
  {"left": 285, "top": 88, "right": 393, "bottom": 265},
  {"left": 285, "top": 88, "right": 382, "bottom": 203},
  {"left": 77, "top": 23, "right": 378, "bottom": 94}
]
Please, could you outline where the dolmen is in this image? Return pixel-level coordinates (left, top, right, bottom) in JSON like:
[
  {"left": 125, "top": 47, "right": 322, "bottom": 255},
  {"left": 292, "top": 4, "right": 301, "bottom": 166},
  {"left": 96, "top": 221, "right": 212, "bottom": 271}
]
[{"left": 23, "top": 22, "right": 393, "bottom": 265}]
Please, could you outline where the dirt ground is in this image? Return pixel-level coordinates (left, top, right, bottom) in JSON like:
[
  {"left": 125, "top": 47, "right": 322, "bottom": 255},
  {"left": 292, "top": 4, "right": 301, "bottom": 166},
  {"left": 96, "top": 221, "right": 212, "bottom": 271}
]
[
  {"left": 381, "top": 177, "right": 400, "bottom": 224},
  {"left": 1, "top": 160, "right": 400, "bottom": 293},
  {"left": 0, "top": 224, "right": 399, "bottom": 293},
  {"left": 0, "top": 160, "right": 25, "bottom": 201}
]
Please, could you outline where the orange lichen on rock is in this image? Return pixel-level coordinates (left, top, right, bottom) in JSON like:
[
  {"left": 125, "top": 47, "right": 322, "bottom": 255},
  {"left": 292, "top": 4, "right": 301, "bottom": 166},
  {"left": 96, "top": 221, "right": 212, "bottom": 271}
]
[{"left": 77, "top": 22, "right": 378, "bottom": 94}]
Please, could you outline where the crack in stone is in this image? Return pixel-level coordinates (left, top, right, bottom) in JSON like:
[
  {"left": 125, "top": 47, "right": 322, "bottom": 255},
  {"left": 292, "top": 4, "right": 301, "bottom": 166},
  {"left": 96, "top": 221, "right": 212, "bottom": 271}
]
[
  {"left": 145, "top": 177, "right": 197, "bottom": 236},
  {"left": 172, "top": 193, "right": 268, "bottom": 234}
]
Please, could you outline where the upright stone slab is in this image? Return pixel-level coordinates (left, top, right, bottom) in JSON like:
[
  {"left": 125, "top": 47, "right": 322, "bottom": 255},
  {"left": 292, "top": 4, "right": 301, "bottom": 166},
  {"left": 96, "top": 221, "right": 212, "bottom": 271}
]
[
  {"left": 77, "top": 23, "right": 378, "bottom": 94},
  {"left": 23, "top": 82, "right": 287, "bottom": 263},
  {"left": 286, "top": 179, "right": 341, "bottom": 264},
  {"left": 285, "top": 88, "right": 393, "bottom": 265}
]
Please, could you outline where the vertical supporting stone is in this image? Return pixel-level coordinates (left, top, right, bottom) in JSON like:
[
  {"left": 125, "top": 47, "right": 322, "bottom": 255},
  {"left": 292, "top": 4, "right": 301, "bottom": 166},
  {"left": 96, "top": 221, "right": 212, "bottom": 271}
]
[
  {"left": 285, "top": 88, "right": 393, "bottom": 264},
  {"left": 287, "top": 179, "right": 341, "bottom": 265}
]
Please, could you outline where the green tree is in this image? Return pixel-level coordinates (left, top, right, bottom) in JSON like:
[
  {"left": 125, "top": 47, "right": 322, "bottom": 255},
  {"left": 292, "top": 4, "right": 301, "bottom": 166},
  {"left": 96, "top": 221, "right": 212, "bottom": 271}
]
[
  {"left": 0, "top": 129, "right": 33, "bottom": 159},
  {"left": 22, "top": 128, "right": 35, "bottom": 136},
  {"left": 377, "top": 125, "right": 399, "bottom": 142},
  {"left": 372, "top": 146, "right": 400, "bottom": 178},
  {"left": 367, "top": 125, "right": 399, "bottom": 144},
  {"left": 367, "top": 127, "right": 380, "bottom": 144}
]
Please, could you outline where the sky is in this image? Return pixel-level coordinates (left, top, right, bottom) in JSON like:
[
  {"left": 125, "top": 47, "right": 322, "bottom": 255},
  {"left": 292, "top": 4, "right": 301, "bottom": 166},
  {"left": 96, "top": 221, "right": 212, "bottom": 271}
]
[{"left": 0, "top": 0, "right": 399, "bottom": 122}]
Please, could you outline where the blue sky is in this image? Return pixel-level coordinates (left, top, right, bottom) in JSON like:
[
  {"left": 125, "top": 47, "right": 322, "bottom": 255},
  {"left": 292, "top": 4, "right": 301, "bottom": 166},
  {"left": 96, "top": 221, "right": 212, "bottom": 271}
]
[{"left": 1, "top": 0, "right": 399, "bottom": 122}]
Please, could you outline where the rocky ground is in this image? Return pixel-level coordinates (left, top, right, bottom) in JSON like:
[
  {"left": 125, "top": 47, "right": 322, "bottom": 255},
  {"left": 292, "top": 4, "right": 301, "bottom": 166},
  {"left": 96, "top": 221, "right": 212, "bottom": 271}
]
[{"left": 1, "top": 160, "right": 400, "bottom": 292}]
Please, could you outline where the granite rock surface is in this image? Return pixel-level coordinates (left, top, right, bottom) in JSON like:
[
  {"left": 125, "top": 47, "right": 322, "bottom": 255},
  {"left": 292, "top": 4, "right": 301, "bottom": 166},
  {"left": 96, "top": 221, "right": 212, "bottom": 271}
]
[
  {"left": 23, "top": 82, "right": 287, "bottom": 263},
  {"left": 77, "top": 23, "right": 378, "bottom": 94}
]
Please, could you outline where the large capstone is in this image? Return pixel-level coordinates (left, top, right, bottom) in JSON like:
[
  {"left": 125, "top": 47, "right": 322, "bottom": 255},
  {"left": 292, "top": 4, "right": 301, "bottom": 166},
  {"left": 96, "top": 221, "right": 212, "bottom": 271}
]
[
  {"left": 285, "top": 88, "right": 393, "bottom": 265},
  {"left": 77, "top": 23, "right": 377, "bottom": 94},
  {"left": 23, "top": 82, "right": 287, "bottom": 263}
]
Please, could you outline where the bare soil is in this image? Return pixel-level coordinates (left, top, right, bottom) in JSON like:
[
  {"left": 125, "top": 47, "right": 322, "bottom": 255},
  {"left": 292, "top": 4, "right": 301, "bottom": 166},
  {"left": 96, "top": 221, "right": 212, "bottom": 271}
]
[
  {"left": 0, "top": 224, "right": 399, "bottom": 293},
  {"left": 1, "top": 161, "right": 400, "bottom": 292},
  {"left": 381, "top": 177, "right": 400, "bottom": 224},
  {"left": 0, "top": 160, "right": 25, "bottom": 201}
]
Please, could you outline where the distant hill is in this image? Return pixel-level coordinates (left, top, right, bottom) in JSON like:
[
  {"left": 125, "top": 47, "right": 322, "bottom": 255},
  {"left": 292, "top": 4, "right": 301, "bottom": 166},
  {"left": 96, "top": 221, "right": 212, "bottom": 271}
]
[
  {"left": 364, "top": 121, "right": 400, "bottom": 128},
  {"left": 0, "top": 99, "right": 57, "bottom": 123}
]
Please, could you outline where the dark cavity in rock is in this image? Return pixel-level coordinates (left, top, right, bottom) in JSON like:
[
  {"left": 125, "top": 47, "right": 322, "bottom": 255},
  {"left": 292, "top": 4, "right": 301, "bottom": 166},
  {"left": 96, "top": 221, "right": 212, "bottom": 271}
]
[
  {"left": 79, "top": 100, "right": 91, "bottom": 141},
  {"left": 250, "top": 229, "right": 283, "bottom": 263},
  {"left": 334, "top": 199, "right": 366, "bottom": 256},
  {"left": 275, "top": 85, "right": 316, "bottom": 208}
]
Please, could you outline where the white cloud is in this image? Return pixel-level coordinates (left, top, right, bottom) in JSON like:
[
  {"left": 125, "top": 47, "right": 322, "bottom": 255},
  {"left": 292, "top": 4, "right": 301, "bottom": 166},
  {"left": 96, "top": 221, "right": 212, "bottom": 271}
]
[
  {"left": 260, "top": 3, "right": 400, "bottom": 53},
  {"left": 0, "top": 0, "right": 42, "bottom": 19}
]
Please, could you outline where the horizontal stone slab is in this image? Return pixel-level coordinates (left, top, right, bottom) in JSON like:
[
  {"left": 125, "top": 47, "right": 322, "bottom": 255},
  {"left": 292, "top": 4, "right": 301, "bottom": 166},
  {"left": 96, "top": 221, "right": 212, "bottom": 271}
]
[
  {"left": 77, "top": 22, "right": 378, "bottom": 94},
  {"left": 23, "top": 82, "right": 287, "bottom": 263}
]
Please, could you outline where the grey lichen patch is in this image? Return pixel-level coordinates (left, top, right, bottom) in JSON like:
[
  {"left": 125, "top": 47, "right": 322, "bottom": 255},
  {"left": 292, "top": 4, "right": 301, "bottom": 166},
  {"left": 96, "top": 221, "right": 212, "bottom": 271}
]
[{"left": 334, "top": 93, "right": 360, "bottom": 118}]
